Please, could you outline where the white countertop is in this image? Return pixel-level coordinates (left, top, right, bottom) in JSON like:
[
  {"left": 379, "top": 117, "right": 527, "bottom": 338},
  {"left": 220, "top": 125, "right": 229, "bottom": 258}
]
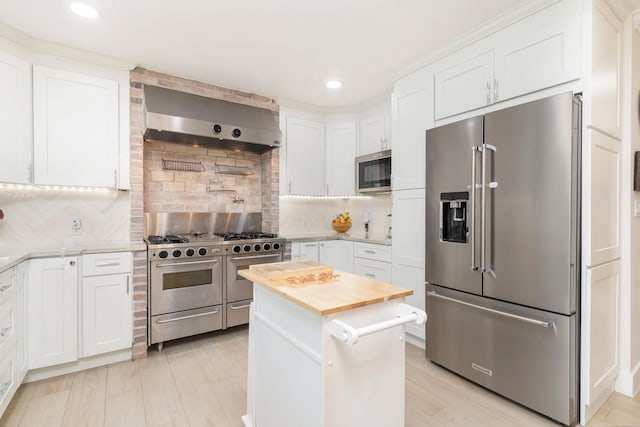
[
  {"left": 0, "top": 240, "right": 147, "bottom": 273},
  {"left": 282, "top": 232, "right": 391, "bottom": 246}
]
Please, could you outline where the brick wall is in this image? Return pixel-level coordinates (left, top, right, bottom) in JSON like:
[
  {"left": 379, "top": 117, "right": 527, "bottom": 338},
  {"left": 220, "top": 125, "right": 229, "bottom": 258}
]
[{"left": 129, "top": 67, "right": 280, "bottom": 359}]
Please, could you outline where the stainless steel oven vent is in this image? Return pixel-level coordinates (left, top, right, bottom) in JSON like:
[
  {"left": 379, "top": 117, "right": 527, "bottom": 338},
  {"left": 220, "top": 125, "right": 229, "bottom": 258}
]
[{"left": 144, "top": 86, "right": 282, "bottom": 154}]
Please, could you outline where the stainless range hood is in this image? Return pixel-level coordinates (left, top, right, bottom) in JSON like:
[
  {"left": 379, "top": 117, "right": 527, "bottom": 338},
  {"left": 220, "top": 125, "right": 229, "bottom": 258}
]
[{"left": 143, "top": 86, "right": 281, "bottom": 154}]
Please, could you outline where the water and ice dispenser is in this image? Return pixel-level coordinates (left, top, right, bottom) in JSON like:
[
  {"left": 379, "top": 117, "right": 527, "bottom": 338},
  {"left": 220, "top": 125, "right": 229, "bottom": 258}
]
[{"left": 440, "top": 192, "right": 468, "bottom": 243}]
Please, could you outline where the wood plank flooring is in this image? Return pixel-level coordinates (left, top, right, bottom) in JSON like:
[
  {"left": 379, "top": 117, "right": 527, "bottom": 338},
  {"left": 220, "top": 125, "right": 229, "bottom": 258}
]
[{"left": 1, "top": 326, "right": 637, "bottom": 426}]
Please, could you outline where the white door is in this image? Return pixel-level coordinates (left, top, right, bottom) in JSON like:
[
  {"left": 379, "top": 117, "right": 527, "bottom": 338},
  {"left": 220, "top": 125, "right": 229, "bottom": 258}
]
[
  {"left": 285, "top": 117, "right": 325, "bottom": 195},
  {"left": 0, "top": 50, "right": 32, "bottom": 184},
  {"left": 27, "top": 257, "right": 78, "bottom": 369},
  {"left": 319, "top": 240, "right": 354, "bottom": 273},
  {"left": 83, "top": 274, "right": 132, "bottom": 357},
  {"left": 33, "top": 65, "right": 119, "bottom": 187},
  {"left": 325, "top": 122, "right": 357, "bottom": 196},
  {"left": 434, "top": 50, "right": 494, "bottom": 120}
]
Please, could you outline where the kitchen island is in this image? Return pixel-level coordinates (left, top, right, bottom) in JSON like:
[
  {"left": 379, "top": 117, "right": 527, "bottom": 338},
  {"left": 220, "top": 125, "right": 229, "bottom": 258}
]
[{"left": 239, "top": 261, "right": 426, "bottom": 427}]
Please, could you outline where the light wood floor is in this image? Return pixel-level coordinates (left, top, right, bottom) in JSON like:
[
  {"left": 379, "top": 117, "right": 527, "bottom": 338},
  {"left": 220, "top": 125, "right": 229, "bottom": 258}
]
[{"left": 1, "top": 326, "right": 638, "bottom": 426}]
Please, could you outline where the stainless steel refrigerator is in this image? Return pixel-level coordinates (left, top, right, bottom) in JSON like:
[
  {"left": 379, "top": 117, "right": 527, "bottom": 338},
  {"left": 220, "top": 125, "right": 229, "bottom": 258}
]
[{"left": 425, "top": 92, "right": 580, "bottom": 426}]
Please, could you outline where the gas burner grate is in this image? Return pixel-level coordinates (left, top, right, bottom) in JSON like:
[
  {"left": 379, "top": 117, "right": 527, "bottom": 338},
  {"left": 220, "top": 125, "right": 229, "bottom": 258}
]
[
  {"left": 214, "top": 232, "right": 278, "bottom": 241},
  {"left": 147, "top": 235, "right": 190, "bottom": 244}
]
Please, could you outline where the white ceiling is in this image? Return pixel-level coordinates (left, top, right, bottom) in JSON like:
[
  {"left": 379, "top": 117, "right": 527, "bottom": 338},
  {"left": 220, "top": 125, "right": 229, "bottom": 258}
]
[{"left": 0, "top": 0, "right": 536, "bottom": 109}]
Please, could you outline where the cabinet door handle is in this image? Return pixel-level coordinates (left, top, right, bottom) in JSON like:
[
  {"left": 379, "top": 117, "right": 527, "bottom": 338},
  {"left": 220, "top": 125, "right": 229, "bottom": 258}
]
[
  {"left": 365, "top": 272, "right": 376, "bottom": 278},
  {"left": 0, "top": 381, "right": 10, "bottom": 395},
  {"left": 96, "top": 261, "right": 120, "bottom": 267},
  {"left": 69, "top": 260, "right": 76, "bottom": 266},
  {"left": 364, "top": 250, "right": 376, "bottom": 254},
  {"left": 0, "top": 327, "right": 11, "bottom": 338},
  {"left": 0, "top": 284, "right": 12, "bottom": 294},
  {"left": 288, "top": 181, "right": 292, "bottom": 193},
  {"left": 493, "top": 78, "right": 499, "bottom": 102},
  {"left": 126, "top": 275, "right": 130, "bottom": 295},
  {"left": 486, "top": 82, "right": 491, "bottom": 104},
  {"left": 114, "top": 169, "right": 118, "bottom": 187}
]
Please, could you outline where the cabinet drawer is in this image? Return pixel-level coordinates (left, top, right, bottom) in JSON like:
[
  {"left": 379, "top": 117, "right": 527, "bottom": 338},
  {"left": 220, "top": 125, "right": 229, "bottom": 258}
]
[
  {"left": 354, "top": 242, "right": 391, "bottom": 263},
  {"left": 0, "top": 294, "right": 16, "bottom": 356},
  {"left": 227, "top": 299, "right": 252, "bottom": 328},
  {"left": 0, "top": 269, "right": 14, "bottom": 307},
  {"left": 353, "top": 258, "right": 391, "bottom": 283},
  {"left": 82, "top": 252, "right": 131, "bottom": 276},
  {"left": 0, "top": 344, "right": 17, "bottom": 417}
]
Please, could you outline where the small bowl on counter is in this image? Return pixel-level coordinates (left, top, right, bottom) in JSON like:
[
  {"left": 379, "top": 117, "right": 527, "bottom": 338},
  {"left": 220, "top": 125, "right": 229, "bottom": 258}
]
[{"left": 331, "top": 222, "right": 352, "bottom": 233}]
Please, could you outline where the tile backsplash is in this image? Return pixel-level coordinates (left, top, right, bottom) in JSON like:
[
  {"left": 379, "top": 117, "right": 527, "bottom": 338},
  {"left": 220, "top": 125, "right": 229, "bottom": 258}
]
[{"left": 279, "top": 194, "right": 392, "bottom": 236}]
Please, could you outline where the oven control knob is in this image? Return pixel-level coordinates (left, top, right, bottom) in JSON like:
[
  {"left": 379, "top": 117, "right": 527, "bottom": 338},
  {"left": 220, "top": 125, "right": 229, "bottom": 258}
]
[
  {"left": 263, "top": 243, "right": 271, "bottom": 251},
  {"left": 198, "top": 248, "right": 207, "bottom": 256},
  {"left": 253, "top": 244, "right": 261, "bottom": 252},
  {"left": 186, "top": 248, "right": 195, "bottom": 257},
  {"left": 172, "top": 249, "right": 182, "bottom": 258},
  {"left": 158, "top": 250, "right": 169, "bottom": 259},
  {"left": 232, "top": 245, "right": 241, "bottom": 253},
  {"left": 272, "top": 242, "right": 281, "bottom": 250},
  {"left": 212, "top": 124, "right": 222, "bottom": 134},
  {"left": 243, "top": 244, "right": 251, "bottom": 252},
  {"left": 232, "top": 128, "right": 242, "bottom": 138}
]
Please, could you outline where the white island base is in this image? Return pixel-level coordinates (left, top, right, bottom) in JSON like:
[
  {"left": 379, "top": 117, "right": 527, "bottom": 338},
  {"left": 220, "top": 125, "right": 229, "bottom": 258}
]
[{"left": 242, "top": 281, "right": 425, "bottom": 427}]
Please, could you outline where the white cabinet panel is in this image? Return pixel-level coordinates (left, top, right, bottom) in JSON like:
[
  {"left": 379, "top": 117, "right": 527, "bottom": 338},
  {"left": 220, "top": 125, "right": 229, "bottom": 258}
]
[
  {"left": 82, "top": 274, "right": 131, "bottom": 357},
  {"left": 33, "top": 65, "right": 119, "bottom": 187},
  {"left": 325, "top": 122, "right": 357, "bottom": 196},
  {"left": 359, "top": 111, "right": 390, "bottom": 155},
  {"left": 353, "top": 242, "right": 391, "bottom": 263},
  {"left": 435, "top": 50, "right": 494, "bottom": 120},
  {"left": 284, "top": 117, "right": 325, "bottom": 195},
  {"left": 589, "top": 0, "right": 622, "bottom": 138},
  {"left": 27, "top": 257, "right": 78, "bottom": 369},
  {"left": 582, "top": 260, "right": 619, "bottom": 411},
  {"left": 0, "top": 345, "right": 17, "bottom": 418},
  {"left": 392, "top": 72, "right": 433, "bottom": 190},
  {"left": 392, "top": 189, "right": 425, "bottom": 339},
  {"left": 292, "top": 241, "right": 319, "bottom": 263},
  {"left": 319, "top": 240, "right": 354, "bottom": 273},
  {"left": 585, "top": 129, "right": 620, "bottom": 266},
  {"left": 0, "top": 50, "right": 32, "bottom": 184},
  {"left": 15, "top": 262, "right": 27, "bottom": 383}
]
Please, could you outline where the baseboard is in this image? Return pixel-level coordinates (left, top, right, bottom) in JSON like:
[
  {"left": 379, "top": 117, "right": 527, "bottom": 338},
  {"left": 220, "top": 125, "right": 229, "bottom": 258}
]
[
  {"left": 24, "top": 349, "right": 132, "bottom": 383},
  {"left": 615, "top": 361, "right": 640, "bottom": 397},
  {"left": 405, "top": 331, "right": 425, "bottom": 349}
]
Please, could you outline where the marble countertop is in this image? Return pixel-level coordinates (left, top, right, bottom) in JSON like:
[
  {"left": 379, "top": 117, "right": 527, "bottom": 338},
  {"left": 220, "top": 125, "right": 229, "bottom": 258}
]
[
  {"left": 0, "top": 240, "right": 147, "bottom": 273},
  {"left": 282, "top": 232, "right": 391, "bottom": 246},
  {"left": 240, "top": 265, "right": 411, "bottom": 315}
]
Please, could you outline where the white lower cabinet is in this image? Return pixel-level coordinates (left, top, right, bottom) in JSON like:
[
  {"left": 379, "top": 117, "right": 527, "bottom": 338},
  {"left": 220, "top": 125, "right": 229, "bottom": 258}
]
[
  {"left": 27, "top": 257, "right": 78, "bottom": 370},
  {"left": 319, "top": 240, "right": 354, "bottom": 273},
  {"left": 291, "top": 241, "right": 320, "bottom": 262},
  {"left": 0, "top": 267, "right": 21, "bottom": 418},
  {"left": 353, "top": 242, "right": 392, "bottom": 283}
]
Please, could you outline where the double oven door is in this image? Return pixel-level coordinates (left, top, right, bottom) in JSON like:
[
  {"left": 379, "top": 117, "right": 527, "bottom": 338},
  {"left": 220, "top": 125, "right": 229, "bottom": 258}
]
[
  {"left": 226, "top": 252, "right": 282, "bottom": 327},
  {"left": 150, "top": 255, "right": 223, "bottom": 345}
]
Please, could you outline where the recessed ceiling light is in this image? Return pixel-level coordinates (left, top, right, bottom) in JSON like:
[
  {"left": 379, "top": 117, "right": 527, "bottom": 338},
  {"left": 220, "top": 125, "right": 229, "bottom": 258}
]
[
  {"left": 69, "top": 2, "right": 99, "bottom": 19},
  {"left": 326, "top": 80, "right": 343, "bottom": 89}
]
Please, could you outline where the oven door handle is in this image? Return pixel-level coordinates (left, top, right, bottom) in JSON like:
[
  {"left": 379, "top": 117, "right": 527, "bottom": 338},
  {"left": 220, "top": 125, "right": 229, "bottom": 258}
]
[
  {"left": 155, "top": 309, "right": 220, "bottom": 324},
  {"left": 230, "top": 254, "right": 281, "bottom": 261},
  {"left": 155, "top": 259, "right": 219, "bottom": 268}
]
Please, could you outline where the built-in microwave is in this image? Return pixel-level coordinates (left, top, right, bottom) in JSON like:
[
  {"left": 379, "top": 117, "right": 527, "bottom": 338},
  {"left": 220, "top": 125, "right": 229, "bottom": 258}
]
[{"left": 355, "top": 149, "right": 391, "bottom": 193}]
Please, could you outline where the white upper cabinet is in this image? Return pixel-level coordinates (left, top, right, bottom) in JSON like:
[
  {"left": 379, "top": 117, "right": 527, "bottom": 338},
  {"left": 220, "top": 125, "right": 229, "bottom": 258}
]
[
  {"left": 0, "top": 50, "right": 32, "bottom": 184},
  {"left": 434, "top": 0, "right": 582, "bottom": 120},
  {"left": 284, "top": 116, "right": 326, "bottom": 196},
  {"left": 435, "top": 50, "right": 494, "bottom": 120},
  {"left": 392, "top": 67, "right": 434, "bottom": 190},
  {"left": 588, "top": 0, "right": 622, "bottom": 139},
  {"left": 359, "top": 109, "right": 391, "bottom": 155},
  {"left": 325, "top": 122, "right": 357, "bottom": 196},
  {"left": 33, "top": 65, "right": 119, "bottom": 188}
]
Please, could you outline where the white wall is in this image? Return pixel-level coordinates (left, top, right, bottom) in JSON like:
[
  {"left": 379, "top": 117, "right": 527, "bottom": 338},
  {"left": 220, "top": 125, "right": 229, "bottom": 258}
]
[
  {"left": 0, "top": 188, "right": 130, "bottom": 250},
  {"left": 279, "top": 195, "right": 392, "bottom": 237}
]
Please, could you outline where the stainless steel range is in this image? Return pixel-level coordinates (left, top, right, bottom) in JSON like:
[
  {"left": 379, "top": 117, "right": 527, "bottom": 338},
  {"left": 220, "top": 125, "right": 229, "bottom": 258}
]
[{"left": 145, "top": 212, "right": 284, "bottom": 350}]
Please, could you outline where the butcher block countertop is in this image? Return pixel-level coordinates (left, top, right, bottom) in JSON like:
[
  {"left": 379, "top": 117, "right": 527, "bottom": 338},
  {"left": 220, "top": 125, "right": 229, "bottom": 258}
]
[{"left": 239, "top": 261, "right": 412, "bottom": 315}]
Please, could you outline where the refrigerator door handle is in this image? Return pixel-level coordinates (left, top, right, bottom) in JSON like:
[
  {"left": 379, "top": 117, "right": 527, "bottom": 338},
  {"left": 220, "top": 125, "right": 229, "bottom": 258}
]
[
  {"left": 481, "top": 143, "right": 497, "bottom": 273},
  {"left": 470, "top": 145, "right": 481, "bottom": 271},
  {"left": 427, "top": 291, "right": 554, "bottom": 329}
]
